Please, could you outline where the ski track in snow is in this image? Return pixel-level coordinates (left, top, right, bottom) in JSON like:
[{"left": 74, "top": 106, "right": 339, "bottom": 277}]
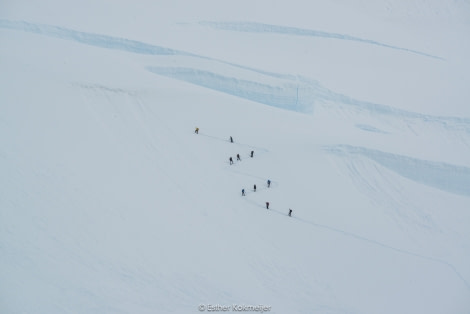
[
  {"left": 195, "top": 128, "right": 470, "bottom": 292},
  {"left": 212, "top": 134, "right": 470, "bottom": 291},
  {"left": 197, "top": 133, "right": 270, "bottom": 154},
  {"left": 291, "top": 214, "right": 470, "bottom": 291},
  {"left": 198, "top": 21, "right": 444, "bottom": 60},
  {"left": 234, "top": 167, "right": 470, "bottom": 292},
  {"left": 240, "top": 181, "right": 470, "bottom": 292}
]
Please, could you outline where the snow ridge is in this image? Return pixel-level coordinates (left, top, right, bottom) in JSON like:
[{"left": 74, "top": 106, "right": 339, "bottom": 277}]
[
  {"left": 147, "top": 65, "right": 470, "bottom": 137},
  {"left": 199, "top": 21, "right": 444, "bottom": 60},
  {"left": 0, "top": 19, "right": 192, "bottom": 56},
  {"left": 326, "top": 145, "right": 470, "bottom": 197},
  {"left": 2, "top": 19, "right": 468, "bottom": 135},
  {"left": 146, "top": 66, "right": 312, "bottom": 113}
]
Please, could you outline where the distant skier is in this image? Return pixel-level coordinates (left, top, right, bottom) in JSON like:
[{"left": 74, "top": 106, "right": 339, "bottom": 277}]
[
  {"left": 267, "top": 179, "right": 271, "bottom": 188},
  {"left": 288, "top": 209, "right": 292, "bottom": 217},
  {"left": 229, "top": 157, "right": 233, "bottom": 165},
  {"left": 250, "top": 150, "right": 254, "bottom": 158},
  {"left": 254, "top": 184, "right": 256, "bottom": 192},
  {"left": 237, "top": 154, "right": 241, "bottom": 161},
  {"left": 266, "top": 202, "right": 269, "bottom": 209},
  {"left": 242, "top": 189, "right": 245, "bottom": 196},
  {"left": 195, "top": 127, "right": 199, "bottom": 134},
  {"left": 230, "top": 136, "right": 233, "bottom": 143}
]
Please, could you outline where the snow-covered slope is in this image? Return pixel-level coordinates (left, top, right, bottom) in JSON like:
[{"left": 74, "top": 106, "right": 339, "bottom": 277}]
[{"left": 1, "top": 1, "right": 470, "bottom": 313}]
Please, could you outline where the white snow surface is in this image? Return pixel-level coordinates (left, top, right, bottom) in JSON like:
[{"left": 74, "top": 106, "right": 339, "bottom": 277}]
[{"left": 1, "top": 1, "right": 470, "bottom": 313}]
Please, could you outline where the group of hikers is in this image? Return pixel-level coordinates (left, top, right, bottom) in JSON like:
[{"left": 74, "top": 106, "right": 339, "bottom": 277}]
[
  {"left": 195, "top": 127, "right": 293, "bottom": 217},
  {"left": 241, "top": 180, "right": 268, "bottom": 195},
  {"left": 240, "top": 180, "right": 291, "bottom": 216},
  {"left": 229, "top": 151, "right": 254, "bottom": 165}
]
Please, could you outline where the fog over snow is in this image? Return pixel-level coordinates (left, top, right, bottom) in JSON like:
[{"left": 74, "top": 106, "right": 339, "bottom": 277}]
[{"left": 1, "top": 1, "right": 470, "bottom": 313}]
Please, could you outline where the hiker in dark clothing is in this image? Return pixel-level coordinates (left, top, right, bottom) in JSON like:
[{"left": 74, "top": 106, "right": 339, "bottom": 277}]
[
  {"left": 267, "top": 179, "right": 271, "bottom": 188},
  {"left": 288, "top": 209, "right": 292, "bottom": 217},
  {"left": 242, "top": 189, "right": 245, "bottom": 196},
  {"left": 250, "top": 150, "right": 254, "bottom": 157},
  {"left": 230, "top": 136, "right": 233, "bottom": 143},
  {"left": 195, "top": 127, "right": 199, "bottom": 134},
  {"left": 254, "top": 184, "right": 256, "bottom": 192},
  {"left": 266, "top": 202, "right": 269, "bottom": 209},
  {"left": 229, "top": 157, "right": 233, "bottom": 165},
  {"left": 237, "top": 154, "right": 241, "bottom": 161}
]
